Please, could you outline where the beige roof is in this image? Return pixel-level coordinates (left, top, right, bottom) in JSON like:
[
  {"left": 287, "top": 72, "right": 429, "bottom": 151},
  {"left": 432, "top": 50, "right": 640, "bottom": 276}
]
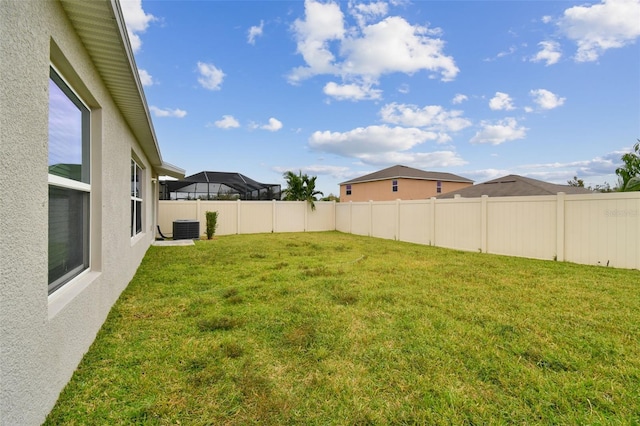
[
  {"left": 59, "top": 0, "right": 184, "bottom": 179},
  {"left": 436, "top": 174, "right": 593, "bottom": 199},
  {"left": 340, "top": 165, "right": 473, "bottom": 185}
]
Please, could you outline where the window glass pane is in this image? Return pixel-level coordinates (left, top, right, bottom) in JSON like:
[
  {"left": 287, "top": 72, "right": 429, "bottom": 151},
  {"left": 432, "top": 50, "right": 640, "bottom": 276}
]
[
  {"left": 135, "top": 164, "right": 142, "bottom": 198},
  {"left": 136, "top": 201, "right": 142, "bottom": 234},
  {"left": 48, "top": 186, "right": 89, "bottom": 293},
  {"left": 131, "top": 160, "right": 136, "bottom": 197},
  {"left": 48, "top": 71, "right": 89, "bottom": 183}
]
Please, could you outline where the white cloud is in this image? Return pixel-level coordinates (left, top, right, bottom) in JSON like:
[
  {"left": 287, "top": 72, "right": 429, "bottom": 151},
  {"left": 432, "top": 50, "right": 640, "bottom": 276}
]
[
  {"left": 379, "top": 103, "right": 472, "bottom": 134},
  {"left": 309, "top": 125, "right": 439, "bottom": 157},
  {"left": 397, "top": 84, "right": 410, "bottom": 94},
  {"left": 248, "top": 20, "right": 264, "bottom": 45},
  {"left": 274, "top": 164, "right": 353, "bottom": 180},
  {"left": 362, "top": 151, "right": 467, "bottom": 168},
  {"left": 531, "top": 41, "right": 562, "bottom": 66},
  {"left": 558, "top": 0, "right": 640, "bottom": 62},
  {"left": 289, "top": 0, "right": 345, "bottom": 82},
  {"left": 120, "top": 0, "right": 156, "bottom": 53},
  {"left": 470, "top": 118, "right": 527, "bottom": 145},
  {"left": 138, "top": 69, "right": 153, "bottom": 86},
  {"left": 262, "top": 117, "right": 283, "bottom": 131},
  {"left": 541, "top": 15, "right": 553, "bottom": 24},
  {"left": 214, "top": 115, "right": 240, "bottom": 129},
  {"left": 289, "top": 0, "right": 458, "bottom": 97},
  {"left": 484, "top": 45, "right": 517, "bottom": 62},
  {"left": 323, "top": 81, "right": 382, "bottom": 101},
  {"left": 465, "top": 168, "right": 513, "bottom": 182},
  {"left": 149, "top": 106, "right": 187, "bottom": 118},
  {"left": 340, "top": 16, "right": 458, "bottom": 81},
  {"left": 349, "top": 1, "right": 389, "bottom": 27},
  {"left": 197, "top": 62, "right": 225, "bottom": 91},
  {"left": 452, "top": 94, "right": 468, "bottom": 104},
  {"left": 529, "top": 89, "right": 566, "bottom": 110},
  {"left": 489, "top": 92, "right": 515, "bottom": 111}
]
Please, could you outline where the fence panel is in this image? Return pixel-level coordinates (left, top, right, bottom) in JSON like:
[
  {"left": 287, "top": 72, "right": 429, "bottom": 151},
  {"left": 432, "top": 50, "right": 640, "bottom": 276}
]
[
  {"left": 335, "top": 203, "right": 351, "bottom": 233},
  {"left": 434, "top": 198, "right": 482, "bottom": 252},
  {"left": 200, "top": 201, "right": 238, "bottom": 236},
  {"left": 564, "top": 193, "right": 640, "bottom": 269},
  {"left": 158, "top": 201, "right": 198, "bottom": 237},
  {"left": 371, "top": 201, "right": 397, "bottom": 240},
  {"left": 239, "top": 201, "right": 273, "bottom": 234},
  {"left": 274, "top": 201, "right": 306, "bottom": 233},
  {"left": 486, "top": 196, "right": 557, "bottom": 260},
  {"left": 350, "top": 203, "right": 372, "bottom": 236},
  {"left": 307, "top": 201, "right": 336, "bottom": 232},
  {"left": 398, "top": 201, "right": 431, "bottom": 245}
]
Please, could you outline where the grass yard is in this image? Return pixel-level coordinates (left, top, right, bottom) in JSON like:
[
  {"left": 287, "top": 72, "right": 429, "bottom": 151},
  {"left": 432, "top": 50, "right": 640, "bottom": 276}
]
[{"left": 46, "top": 231, "right": 640, "bottom": 425}]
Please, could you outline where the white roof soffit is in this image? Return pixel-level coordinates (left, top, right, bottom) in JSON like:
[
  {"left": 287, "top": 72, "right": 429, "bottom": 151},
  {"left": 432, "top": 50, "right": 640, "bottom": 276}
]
[{"left": 58, "top": 0, "right": 185, "bottom": 179}]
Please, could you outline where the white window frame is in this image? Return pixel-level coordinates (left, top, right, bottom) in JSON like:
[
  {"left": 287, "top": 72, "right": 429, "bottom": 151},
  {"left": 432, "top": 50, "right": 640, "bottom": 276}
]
[
  {"left": 48, "top": 66, "right": 91, "bottom": 295},
  {"left": 131, "top": 158, "right": 143, "bottom": 238}
]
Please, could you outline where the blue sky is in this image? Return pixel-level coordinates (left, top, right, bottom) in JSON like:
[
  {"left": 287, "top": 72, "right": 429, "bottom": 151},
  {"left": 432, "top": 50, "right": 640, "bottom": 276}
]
[{"left": 121, "top": 0, "right": 640, "bottom": 196}]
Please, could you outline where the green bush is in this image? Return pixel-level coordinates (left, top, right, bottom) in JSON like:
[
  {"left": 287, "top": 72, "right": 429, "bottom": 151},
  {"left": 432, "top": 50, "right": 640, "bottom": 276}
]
[{"left": 205, "top": 211, "right": 219, "bottom": 239}]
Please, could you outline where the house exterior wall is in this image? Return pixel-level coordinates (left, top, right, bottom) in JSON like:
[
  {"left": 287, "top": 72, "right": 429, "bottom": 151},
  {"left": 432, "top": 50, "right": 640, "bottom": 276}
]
[
  {"left": 0, "top": 2, "right": 158, "bottom": 424},
  {"left": 340, "top": 178, "right": 472, "bottom": 201}
]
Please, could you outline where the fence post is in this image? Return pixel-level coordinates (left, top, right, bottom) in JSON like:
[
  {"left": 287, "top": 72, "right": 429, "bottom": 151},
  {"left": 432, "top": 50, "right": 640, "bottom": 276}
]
[
  {"left": 369, "top": 200, "right": 373, "bottom": 237},
  {"left": 556, "top": 192, "right": 565, "bottom": 261},
  {"left": 196, "top": 198, "right": 201, "bottom": 222},
  {"left": 429, "top": 197, "right": 436, "bottom": 246},
  {"left": 304, "top": 201, "right": 308, "bottom": 232},
  {"left": 332, "top": 200, "right": 336, "bottom": 231},
  {"left": 349, "top": 201, "right": 353, "bottom": 234},
  {"left": 272, "top": 199, "right": 277, "bottom": 233},
  {"left": 481, "top": 195, "right": 488, "bottom": 253},
  {"left": 237, "top": 199, "right": 241, "bottom": 235},
  {"left": 396, "top": 199, "right": 401, "bottom": 240}
]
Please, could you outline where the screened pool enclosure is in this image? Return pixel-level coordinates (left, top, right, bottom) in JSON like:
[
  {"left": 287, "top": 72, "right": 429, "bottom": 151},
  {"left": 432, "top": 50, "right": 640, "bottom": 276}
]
[{"left": 160, "top": 171, "right": 281, "bottom": 201}]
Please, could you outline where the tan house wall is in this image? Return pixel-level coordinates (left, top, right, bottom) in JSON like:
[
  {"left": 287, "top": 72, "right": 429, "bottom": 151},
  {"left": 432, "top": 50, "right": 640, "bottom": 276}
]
[{"left": 340, "top": 178, "right": 472, "bottom": 201}]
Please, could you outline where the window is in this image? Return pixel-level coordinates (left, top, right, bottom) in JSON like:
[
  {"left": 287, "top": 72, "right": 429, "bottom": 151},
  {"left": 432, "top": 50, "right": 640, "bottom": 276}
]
[
  {"left": 131, "top": 159, "right": 143, "bottom": 237},
  {"left": 436, "top": 181, "right": 442, "bottom": 194},
  {"left": 48, "top": 67, "right": 90, "bottom": 294},
  {"left": 392, "top": 179, "right": 398, "bottom": 192},
  {"left": 346, "top": 184, "right": 352, "bottom": 196}
]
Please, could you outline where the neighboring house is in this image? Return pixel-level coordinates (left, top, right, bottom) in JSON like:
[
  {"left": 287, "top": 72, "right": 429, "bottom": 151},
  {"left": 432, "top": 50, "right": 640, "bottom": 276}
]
[
  {"left": 436, "top": 174, "right": 593, "bottom": 199},
  {"left": 161, "top": 171, "right": 281, "bottom": 200},
  {"left": 0, "top": 1, "right": 184, "bottom": 424},
  {"left": 339, "top": 165, "right": 473, "bottom": 202}
]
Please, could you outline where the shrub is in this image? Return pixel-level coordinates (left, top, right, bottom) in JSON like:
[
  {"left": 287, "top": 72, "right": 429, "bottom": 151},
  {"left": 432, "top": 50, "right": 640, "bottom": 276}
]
[{"left": 205, "top": 211, "right": 219, "bottom": 239}]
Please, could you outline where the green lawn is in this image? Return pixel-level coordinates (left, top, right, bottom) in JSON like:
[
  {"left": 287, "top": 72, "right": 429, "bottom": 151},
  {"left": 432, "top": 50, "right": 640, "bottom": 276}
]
[{"left": 46, "top": 232, "right": 640, "bottom": 425}]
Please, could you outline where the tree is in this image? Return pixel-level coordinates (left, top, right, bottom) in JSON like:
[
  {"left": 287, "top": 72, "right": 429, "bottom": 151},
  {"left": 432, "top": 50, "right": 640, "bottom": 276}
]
[
  {"left": 322, "top": 193, "right": 340, "bottom": 202},
  {"left": 282, "top": 171, "right": 324, "bottom": 210},
  {"left": 567, "top": 176, "right": 585, "bottom": 187},
  {"left": 615, "top": 140, "right": 640, "bottom": 191},
  {"left": 567, "top": 176, "right": 613, "bottom": 192}
]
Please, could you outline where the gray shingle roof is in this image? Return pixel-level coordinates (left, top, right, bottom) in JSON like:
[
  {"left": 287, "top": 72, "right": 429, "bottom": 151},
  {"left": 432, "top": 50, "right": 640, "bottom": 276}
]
[
  {"left": 436, "top": 174, "right": 593, "bottom": 198},
  {"left": 340, "top": 165, "right": 473, "bottom": 185}
]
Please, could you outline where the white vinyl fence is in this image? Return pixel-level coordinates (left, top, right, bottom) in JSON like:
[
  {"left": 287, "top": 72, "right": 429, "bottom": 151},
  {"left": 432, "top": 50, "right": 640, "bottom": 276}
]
[
  {"left": 158, "top": 200, "right": 336, "bottom": 238},
  {"left": 159, "top": 192, "right": 640, "bottom": 270}
]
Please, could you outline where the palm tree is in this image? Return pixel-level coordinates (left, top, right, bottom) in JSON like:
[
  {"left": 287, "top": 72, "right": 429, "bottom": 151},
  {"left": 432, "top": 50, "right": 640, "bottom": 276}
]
[
  {"left": 282, "top": 171, "right": 324, "bottom": 210},
  {"left": 616, "top": 140, "right": 640, "bottom": 191}
]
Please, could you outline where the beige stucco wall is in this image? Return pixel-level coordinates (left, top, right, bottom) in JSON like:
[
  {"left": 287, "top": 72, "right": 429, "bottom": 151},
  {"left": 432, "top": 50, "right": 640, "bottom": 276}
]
[
  {"left": 0, "top": 2, "right": 157, "bottom": 424},
  {"left": 340, "top": 178, "right": 472, "bottom": 201}
]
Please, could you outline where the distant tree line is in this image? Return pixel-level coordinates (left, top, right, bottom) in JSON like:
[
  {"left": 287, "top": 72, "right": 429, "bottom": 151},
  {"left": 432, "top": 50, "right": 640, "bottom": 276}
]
[{"left": 569, "top": 140, "right": 640, "bottom": 192}]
